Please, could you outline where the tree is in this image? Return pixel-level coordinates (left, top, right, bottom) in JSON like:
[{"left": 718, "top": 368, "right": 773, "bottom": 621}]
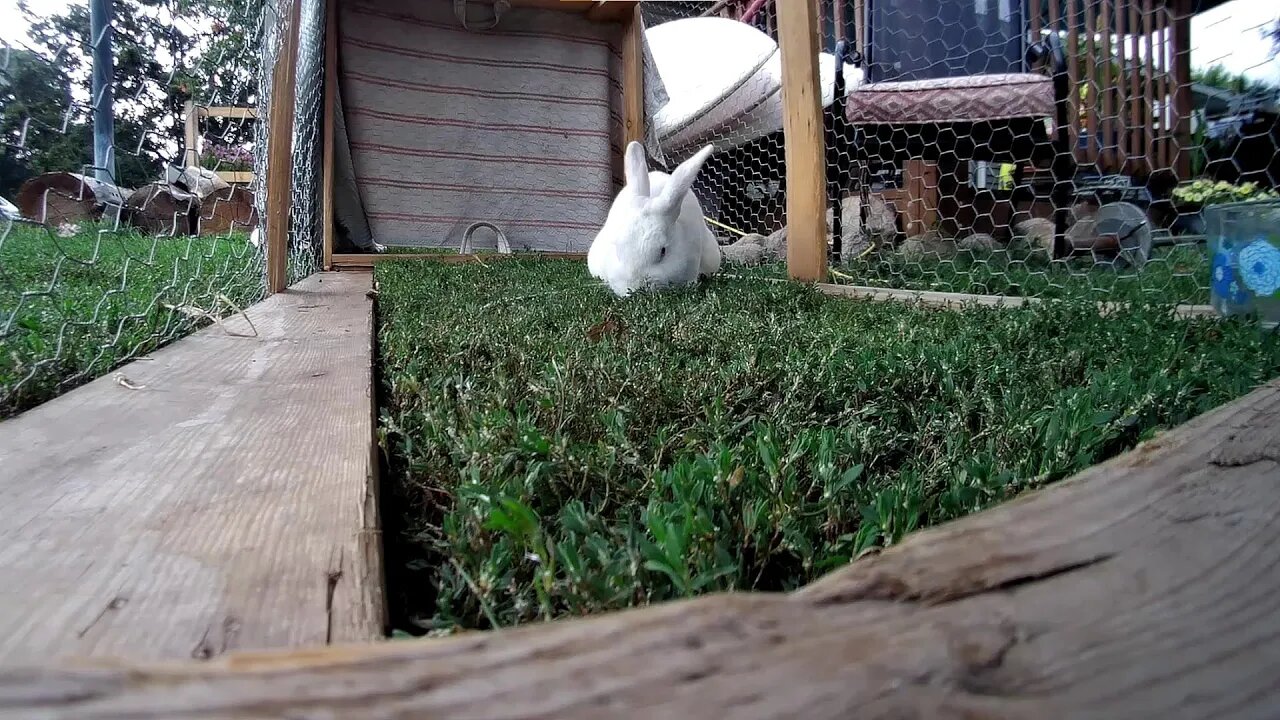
[
  {"left": 9, "top": 0, "right": 263, "bottom": 191},
  {"left": 0, "top": 49, "right": 91, "bottom": 197}
]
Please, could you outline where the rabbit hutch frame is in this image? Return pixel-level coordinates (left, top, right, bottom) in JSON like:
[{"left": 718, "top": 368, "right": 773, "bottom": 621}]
[{"left": 1, "top": 0, "right": 1278, "bottom": 717}]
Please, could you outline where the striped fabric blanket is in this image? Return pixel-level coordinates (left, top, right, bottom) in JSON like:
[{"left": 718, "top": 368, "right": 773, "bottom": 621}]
[{"left": 336, "top": 0, "right": 665, "bottom": 252}]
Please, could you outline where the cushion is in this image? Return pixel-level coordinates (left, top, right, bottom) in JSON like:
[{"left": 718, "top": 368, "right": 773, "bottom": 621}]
[{"left": 846, "top": 73, "right": 1054, "bottom": 125}]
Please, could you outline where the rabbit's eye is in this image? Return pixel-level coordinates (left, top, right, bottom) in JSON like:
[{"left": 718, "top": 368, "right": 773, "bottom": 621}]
[{"left": 659, "top": 246, "right": 667, "bottom": 260}]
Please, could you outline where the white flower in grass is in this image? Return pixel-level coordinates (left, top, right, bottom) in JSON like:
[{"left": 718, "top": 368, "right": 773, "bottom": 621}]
[
  {"left": 1238, "top": 240, "right": 1280, "bottom": 297},
  {"left": 55, "top": 222, "right": 79, "bottom": 238}
]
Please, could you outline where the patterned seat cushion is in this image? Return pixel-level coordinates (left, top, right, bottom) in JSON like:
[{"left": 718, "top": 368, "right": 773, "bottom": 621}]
[{"left": 846, "top": 73, "right": 1054, "bottom": 125}]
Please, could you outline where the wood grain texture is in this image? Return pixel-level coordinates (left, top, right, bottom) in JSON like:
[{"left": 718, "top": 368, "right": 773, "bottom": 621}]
[
  {"left": 777, "top": 0, "right": 828, "bottom": 283},
  {"left": 0, "top": 272, "right": 383, "bottom": 664},
  {"left": 265, "top": 0, "right": 301, "bottom": 294},
  {"left": 620, "top": 3, "right": 645, "bottom": 146},
  {"left": 2, "top": 374, "right": 1276, "bottom": 718}
]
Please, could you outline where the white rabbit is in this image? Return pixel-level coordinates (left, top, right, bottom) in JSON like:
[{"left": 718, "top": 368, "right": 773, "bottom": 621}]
[{"left": 588, "top": 141, "right": 721, "bottom": 297}]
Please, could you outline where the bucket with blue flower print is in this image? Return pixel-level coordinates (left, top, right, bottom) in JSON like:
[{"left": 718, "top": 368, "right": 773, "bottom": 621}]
[{"left": 1203, "top": 199, "right": 1280, "bottom": 327}]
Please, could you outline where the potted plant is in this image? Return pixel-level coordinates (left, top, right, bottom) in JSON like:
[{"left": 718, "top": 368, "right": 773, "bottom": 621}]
[
  {"left": 199, "top": 142, "right": 254, "bottom": 173},
  {"left": 1171, "top": 179, "right": 1277, "bottom": 235}
]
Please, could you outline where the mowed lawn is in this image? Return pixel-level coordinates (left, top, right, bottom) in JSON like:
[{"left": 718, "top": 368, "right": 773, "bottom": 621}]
[
  {"left": 0, "top": 221, "right": 264, "bottom": 418},
  {"left": 375, "top": 258, "right": 1279, "bottom": 635}
]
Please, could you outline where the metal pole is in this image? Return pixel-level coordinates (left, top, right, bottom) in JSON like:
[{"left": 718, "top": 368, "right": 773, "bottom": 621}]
[{"left": 89, "top": 0, "right": 115, "bottom": 184}]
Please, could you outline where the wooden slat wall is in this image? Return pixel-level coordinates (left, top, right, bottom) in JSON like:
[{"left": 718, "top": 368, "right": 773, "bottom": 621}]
[{"left": 1046, "top": 0, "right": 1182, "bottom": 177}]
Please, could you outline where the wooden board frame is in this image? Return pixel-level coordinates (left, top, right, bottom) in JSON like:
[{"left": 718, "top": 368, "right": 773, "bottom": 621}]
[
  {"left": 318, "top": 0, "right": 641, "bottom": 269},
  {"left": 265, "top": 0, "right": 302, "bottom": 294}
]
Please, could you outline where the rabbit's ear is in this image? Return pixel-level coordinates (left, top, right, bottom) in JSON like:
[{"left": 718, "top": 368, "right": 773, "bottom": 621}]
[
  {"left": 624, "top": 141, "right": 651, "bottom": 198},
  {"left": 652, "top": 144, "right": 714, "bottom": 216}
]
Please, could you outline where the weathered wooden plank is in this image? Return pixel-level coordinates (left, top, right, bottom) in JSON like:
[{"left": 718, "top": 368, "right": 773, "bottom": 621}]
[
  {"left": 0, "top": 272, "right": 383, "bottom": 664},
  {"left": 2, "top": 371, "right": 1276, "bottom": 718},
  {"left": 777, "top": 0, "right": 828, "bottom": 283}
]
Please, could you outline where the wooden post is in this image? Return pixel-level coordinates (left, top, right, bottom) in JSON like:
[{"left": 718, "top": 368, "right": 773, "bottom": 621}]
[
  {"left": 621, "top": 4, "right": 644, "bottom": 146},
  {"left": 1142, "top": 0, "right": 1155, "bottom": 166},
  {"left": 1155, "top": 6, "right": 1170, "bottom": 170},
  {"left": 183, "top": 100, "right": 200, "bottom": 169},
  {"left": 265, "top": 0, "right": 302, "bottom": 294},
  {"left": 1099, "top": 0, "right": 1114, "bottom": 171},
  {"left": 853, "top": 0, "right": 864, "bottom": 57},
  {"left": 1067, "top": 0, "right": 1080, "bottom": 162},
  {"left": 1127, "top": 0, "right": 1142, "bottom": 173},
  {"left": 777, "top": 0, "right": 827, "bottom": 282},
  {"left": 1169, "top": 0, "right": 1192, "bottom": 180},
  {"left": 322, "top": 0, "right": 337, "bottom": 271},
  {"left": 903, "top": 159, "right": 938, "bottom": 236},
  {"left": 1084, "top": 0, "right": 1098, "bottom": 167},
  {"left": 1114, "top": 0, "right": 1128, "bottom": 169}
]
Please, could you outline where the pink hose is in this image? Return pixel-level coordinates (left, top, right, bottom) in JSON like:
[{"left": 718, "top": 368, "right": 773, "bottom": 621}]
[{"left": 738, "top": 0, "right": 770, "bottom": 25}]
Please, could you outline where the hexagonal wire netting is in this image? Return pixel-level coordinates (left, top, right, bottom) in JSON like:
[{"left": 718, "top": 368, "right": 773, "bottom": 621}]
[
  {"left": 0, "top": 0, "right": 317, "bottom": 417},
  {"left": 646, "top": 0, "right": 1279, "bottom": 308},
  {"left": 3, "top": 0, "right": 1278, "bottom": 417},
  {"left": 0, "top": 0, "right": 327, "bottom": 418}
]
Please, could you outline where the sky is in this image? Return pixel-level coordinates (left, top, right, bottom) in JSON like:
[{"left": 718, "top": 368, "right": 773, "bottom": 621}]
[{"left": 1, "top": 0, "right": 1278, "bottom": 81}]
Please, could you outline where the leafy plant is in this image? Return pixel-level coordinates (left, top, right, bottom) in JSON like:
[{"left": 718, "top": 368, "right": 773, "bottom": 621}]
[{"left": 1173, "top": 179, "right": 1279, "bottom": 208}]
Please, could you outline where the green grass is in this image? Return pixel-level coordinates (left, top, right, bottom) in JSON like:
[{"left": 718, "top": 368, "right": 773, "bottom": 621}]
[
  {"left": 0, "top": 221, "right": 264, "bottom": 418},
  {"left": 376, "top": 258, "right": 1279, "bottom": 635},
  {"left": 736, "top": 243, "right": 1211, "bottom": 305}
]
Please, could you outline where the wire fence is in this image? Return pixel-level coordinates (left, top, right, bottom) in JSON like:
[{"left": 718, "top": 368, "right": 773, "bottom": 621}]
[
  {"left": 0, "top": 0, "right": 301, "bottom": 418},
  {"left": 2, "top": 0, "right": 1278, "bottom": 418},
  {"left": 647, "top": 0, "right": 1280, "bottom": 309}
]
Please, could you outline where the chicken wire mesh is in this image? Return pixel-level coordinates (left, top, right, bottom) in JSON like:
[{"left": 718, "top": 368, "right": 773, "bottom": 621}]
[
  {"left": 648, "top": 0, "right": 1280, "bottom": 309},
  {"left": 0, "top": 0, "right": 317, "bottom": 418}
]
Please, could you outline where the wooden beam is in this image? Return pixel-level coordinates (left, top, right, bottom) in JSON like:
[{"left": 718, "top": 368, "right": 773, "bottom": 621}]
[
  {"left": 6, "top": 373, "right": 1278, "bottom": 717},
  {"left": 183, "top": 100, "right": 199, "bottom": 168},
  {"left": 620, "top": 3, "right": 644, "bottom": 146},
  {"left": 201, "top": 106, "right": 260, "bottom": 120},
  {"left": 322, "top": 0, "right": 337, "bottom": 271},
  {"left": 1114, "top": 0, "right": 1129, "bottom": 169},
  {"left": 1169, "top": 0, "right": 1193, "bottom": 180},
  {"left": 812, "top": 281, "right": 1218, "bottom": 319},
  {"left": 1156, "top": 5, "right": 1170, "bottom": 170},
  {"left": 584, "top": 0, "right": 641, "bottom": 22},
  {"left": 1084, "top": 0, "right": 1099, "bottom": 167},
  {"left": 1127, "top": 0, "right": 1142, "bottom": 174},
  {"left": 1066, "top": 0, "right": 1081, "bottom": 161},
  {"left": 777, "top": 0, "right": 827, "bottom": 283},
  {"left": 1099, "top": 0, "right": 1115, "bottom": 171},
  {"left": 332, "top": 251, "right": 587, "bottom": 269},
  {"left": 265, "top": 0, "right": 302, "bottom": 295},
  {"left": 1152, "top": 0, "right": 1162, "bottom": 166}
]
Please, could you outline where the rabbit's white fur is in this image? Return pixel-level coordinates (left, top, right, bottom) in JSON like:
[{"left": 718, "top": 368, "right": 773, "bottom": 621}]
[{"left": 588, "top": 142, "right": 721, "bottom": 297}]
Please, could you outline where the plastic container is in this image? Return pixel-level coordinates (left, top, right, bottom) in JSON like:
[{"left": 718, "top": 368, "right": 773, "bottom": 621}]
[{"left": 1202, "top": 199, "right": 1280, "bottom": 327}]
